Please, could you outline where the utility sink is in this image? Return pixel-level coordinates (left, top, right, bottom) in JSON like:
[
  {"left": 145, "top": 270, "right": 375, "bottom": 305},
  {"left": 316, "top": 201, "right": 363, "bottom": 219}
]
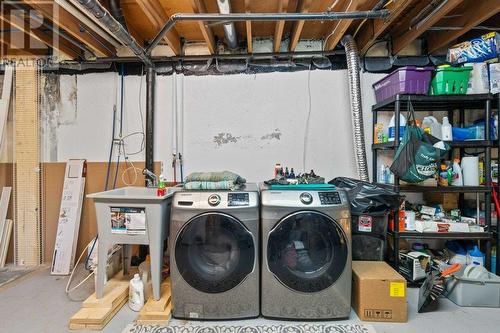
[{"left": 87, "top": 186, "right": 177, "bottom": 201}]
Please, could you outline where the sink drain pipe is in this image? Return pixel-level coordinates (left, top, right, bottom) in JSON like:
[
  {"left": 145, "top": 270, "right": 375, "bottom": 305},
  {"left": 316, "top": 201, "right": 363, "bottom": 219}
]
[{"left": 342, "top": 35, "right": 369, "bottom": 182}]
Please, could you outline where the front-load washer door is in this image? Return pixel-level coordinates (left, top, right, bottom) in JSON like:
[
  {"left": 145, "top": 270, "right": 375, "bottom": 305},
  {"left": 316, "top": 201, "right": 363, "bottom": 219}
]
[
  {"left": 267, "top": 211, "right": 348, "bottom": 293},
  {"left": 175, "top": 212, "right": 255, "bottom": 294}
]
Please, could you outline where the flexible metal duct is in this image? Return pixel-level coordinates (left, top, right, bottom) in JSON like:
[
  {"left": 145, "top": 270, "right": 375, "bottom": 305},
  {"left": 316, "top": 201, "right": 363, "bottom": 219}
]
[
  {"left": 77, "top": 0, "right": 153, "bottom": 67},
  {"left": 342, "top": 35, "right": 369, "bottom": 181},
  {"left": 216, "top": 0, "right": 238, "bottom": 49}
]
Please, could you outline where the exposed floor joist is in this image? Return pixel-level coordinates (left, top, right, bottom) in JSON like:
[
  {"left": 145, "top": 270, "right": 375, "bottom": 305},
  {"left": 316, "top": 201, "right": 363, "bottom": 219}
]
[
  {"left": 324, "top": 0, "right": 375, "bottom": 51},
  {"left": 191, "top": 0, "right": 216, "bottom": 54},
  {"left": 427, "top": 0, "right": 500, "bottom": 53},
  {"left": 133, "top": 0, "right": 181, "bottom": 55},
  {"left": 0, "top": 13, "right": 79, "bottom": 59},
  {"left": 273, "top": 0, "right": 289, "bottom": 52},
  {"left": 24, "top": 1, "right": 115, "bottom": 57},
  {"left": 392, "top": 0, "right": 462, "bottom": 54},
  {"left": 356, "top": 0, "right": 418, "bottom": 55},
  {"left": 289, "top": 0, "right": 313, "bottom": 51},
  {"left": 244, "top": 0, "right": 252, "bottom": 53}
]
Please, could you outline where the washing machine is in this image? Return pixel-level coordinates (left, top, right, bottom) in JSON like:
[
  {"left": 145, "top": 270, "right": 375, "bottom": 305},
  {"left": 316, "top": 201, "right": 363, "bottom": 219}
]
[
  {"left": 261, "top": 186, "right": 352, "bottom": 319},
  {"left": 169, "top": 184, "right": 259, "bottom": 320}
]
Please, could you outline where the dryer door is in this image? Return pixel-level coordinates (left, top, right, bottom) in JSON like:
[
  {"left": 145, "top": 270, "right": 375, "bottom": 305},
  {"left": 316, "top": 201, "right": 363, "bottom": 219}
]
[
  {"left": 175, "top": 212, "right": 255, "bottom": 294},
  {"left": 267, "top": 210, "right": 348, "bottom": 293}
]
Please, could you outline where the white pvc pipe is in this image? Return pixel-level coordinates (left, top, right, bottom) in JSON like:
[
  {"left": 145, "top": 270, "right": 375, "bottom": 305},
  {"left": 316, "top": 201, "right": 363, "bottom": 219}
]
[{"left": 171, "top": 72, "right": 177, "bottom": 157}]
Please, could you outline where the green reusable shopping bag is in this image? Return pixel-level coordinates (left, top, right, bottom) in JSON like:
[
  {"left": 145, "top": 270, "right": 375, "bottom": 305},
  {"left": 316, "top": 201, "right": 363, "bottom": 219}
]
[{"left": 390, "top": 102, "right": 450, "bottom": 183}]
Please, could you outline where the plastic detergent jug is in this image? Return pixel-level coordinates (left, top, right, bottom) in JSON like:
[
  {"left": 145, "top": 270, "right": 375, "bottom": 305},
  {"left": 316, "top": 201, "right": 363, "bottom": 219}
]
[
  {"left": 467, "top": 245, "right": 485, "bottom": 266},
  {"left": 422, "top": 116, "right": 442, "bottom": 139},
  {"left": 441, "top": 117, "right": 453, "bottom": 141},
  {"left": 388, "top": 114, "right": 406, "bottom": 141},
  {"left": 452, "top": 159, "right": 463, "bottom": 186},
  {"left": 129, "top": 273, "right": 145, "bottom": 311}
]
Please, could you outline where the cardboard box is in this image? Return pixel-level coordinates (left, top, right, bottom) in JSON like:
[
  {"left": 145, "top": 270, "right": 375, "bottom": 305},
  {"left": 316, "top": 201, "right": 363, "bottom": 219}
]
[
  {"left": 414, "top": 220, "right": 482, "bottom": 233},
  {"left": 447, "top": 32, "right": 500, "bottom": 65},
  {"left": 490, "top": 62, "right": 500, "bottom": 94},
  {"left": 352, "top": 261, "right": 407, "bottom": 323},
  {"left": 399, "top": 251, "right": 430, "bottom": 282},
  {"left": 423, "top": 192, "right": 459, "bottom": 211}
]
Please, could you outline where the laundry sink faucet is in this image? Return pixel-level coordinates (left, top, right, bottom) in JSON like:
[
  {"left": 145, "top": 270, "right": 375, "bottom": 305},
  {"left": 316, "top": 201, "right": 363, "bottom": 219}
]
[{"left": 143, "top": 168, "right": 158, "bottom": 188}]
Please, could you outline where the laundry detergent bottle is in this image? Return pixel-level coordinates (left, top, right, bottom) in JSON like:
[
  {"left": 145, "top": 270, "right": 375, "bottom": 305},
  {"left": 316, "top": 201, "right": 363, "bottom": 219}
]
[
  {"left": 388, "top": 114, "right": 406, "bottom": 142},
  {"left": 467, "top": 245, "right": 485, "bottom": 266},
  {"left": 129, "top": 273, "right": 145, "bottom": 311}
]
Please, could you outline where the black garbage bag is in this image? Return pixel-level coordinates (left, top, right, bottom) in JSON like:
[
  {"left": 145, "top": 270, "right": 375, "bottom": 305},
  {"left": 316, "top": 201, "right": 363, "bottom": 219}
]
[{"left": 329, "top": 177, "right": 402, "bottom": 214}]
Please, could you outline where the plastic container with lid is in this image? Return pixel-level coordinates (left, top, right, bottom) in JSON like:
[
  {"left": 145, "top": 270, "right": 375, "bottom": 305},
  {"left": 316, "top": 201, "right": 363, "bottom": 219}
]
[{"left": 372, "top": 66, "right": 434, "bottom": 103}]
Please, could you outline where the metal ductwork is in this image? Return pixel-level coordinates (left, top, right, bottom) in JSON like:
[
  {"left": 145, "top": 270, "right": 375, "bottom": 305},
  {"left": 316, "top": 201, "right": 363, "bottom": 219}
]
[
  {"left": 342, "top": 35, "right": 369, "bottom": 182},
  {"left": 77, "top": 0, "right": 153, "bottom": 67},
  {"left": 107, "top": 0, "right": 129, "bottom": 32},
  {"left": 216, "top": 0, "right": 238, "bottom": 49}
]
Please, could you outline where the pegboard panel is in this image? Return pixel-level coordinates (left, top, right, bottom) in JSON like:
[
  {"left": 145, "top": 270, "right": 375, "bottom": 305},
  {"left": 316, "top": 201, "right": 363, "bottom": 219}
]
[{"left": 14, "top": 66, "right": 42, "bottom": 266}]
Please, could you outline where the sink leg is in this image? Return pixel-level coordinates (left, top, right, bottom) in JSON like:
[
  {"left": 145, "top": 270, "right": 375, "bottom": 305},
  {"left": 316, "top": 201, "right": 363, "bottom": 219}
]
[
  {"left": 123, "top": 244, "right": 132, "bottom": 275},
  {"left": 96, "top": 239, "right": 108, "bottom": 299},
  {"left": 149, "top": 240, "right": 162, "bottom": 301}
]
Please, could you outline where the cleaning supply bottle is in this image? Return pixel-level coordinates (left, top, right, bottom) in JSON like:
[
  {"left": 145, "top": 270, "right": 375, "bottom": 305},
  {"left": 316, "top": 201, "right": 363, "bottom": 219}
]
[
  {"left": 467, "top": 245, "right": 485, "bottom": 266},
  {"left": 441, "top": 116, "right": 453, "bottom": 141},
  {"left": 492, "top": 246, "right": 497, "bottom": 274},
  {"left": 129, "top": 273, "right": 145, "bottom": 311},
  {"left": 388, "top": 114, "right": 406, "bottom": 142},
  {"left": 422, "top": 116, "right": 442, "bottom": 139},
  {"left": 379, "top": 165, "right": 386, "bottom": 184},
  {"left": 452, "top": 159, "right": 463, "bottom": 186},
  {"left": 439, "top": 162, "right": 449, "bottom": 186}
]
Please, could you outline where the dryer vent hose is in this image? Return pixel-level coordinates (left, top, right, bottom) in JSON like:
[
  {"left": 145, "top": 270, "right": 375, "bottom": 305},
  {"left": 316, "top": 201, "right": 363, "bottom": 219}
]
[{"left": 342, "top": 35, "right": 369, "bottom": 182}]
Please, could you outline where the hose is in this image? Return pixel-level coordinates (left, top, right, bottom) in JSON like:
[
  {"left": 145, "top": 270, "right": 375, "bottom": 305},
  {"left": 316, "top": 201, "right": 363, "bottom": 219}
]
[{"left": 342, "top": 35, "right": 369, "bottom": 181}]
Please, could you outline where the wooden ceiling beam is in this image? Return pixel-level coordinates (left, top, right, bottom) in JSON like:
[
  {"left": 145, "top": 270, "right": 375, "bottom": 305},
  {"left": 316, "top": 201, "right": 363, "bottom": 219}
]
[
  {"left": 273, "top": 0, "right": 289, "bottom": 52},
  {"left": 191, "top": 0, "right": 216, "bottom": 54},
  {"left": 244, "top": 0, "right": 252, "bottom": 53},
  {"left": 356, "top": 0, "right": 418, "bottom": 55},
  {"left": 0, "top": 13, "right": 80, "bottom": 59},
  {"left": 289, "top": 0, "right": 313, "bottom": 52},
  {"left": 324, "top": 0, "right": 375, "bottom": 51},
  {"left": 23, "top": 1, "right": 115, "bottom": 57},
  {"left": 392, "top": 0, "right": 463, "bottom": 55},
  {"left": 427, "top": 0, "right": 500, "bottom": 53},
  {"left": 133, "top": 0, "right": 181, "bottom": 55}
]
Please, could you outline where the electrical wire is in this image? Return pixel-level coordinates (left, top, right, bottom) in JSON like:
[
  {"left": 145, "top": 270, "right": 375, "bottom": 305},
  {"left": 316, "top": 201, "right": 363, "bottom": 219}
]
[
  {"left": 302, "top": 63, "right": 313, "bottom": 173},
  {"left": 66, "top": 240, "right": 96, "bottom": 297},
  {"left": 323, "top": 0, "right": 353, "bottom": 51}
]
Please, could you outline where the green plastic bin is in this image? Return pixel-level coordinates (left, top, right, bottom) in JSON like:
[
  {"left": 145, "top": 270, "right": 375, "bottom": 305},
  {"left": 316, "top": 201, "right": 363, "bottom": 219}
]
[{"left": 429, "top": 66, "right": 472, "bottom": 95}]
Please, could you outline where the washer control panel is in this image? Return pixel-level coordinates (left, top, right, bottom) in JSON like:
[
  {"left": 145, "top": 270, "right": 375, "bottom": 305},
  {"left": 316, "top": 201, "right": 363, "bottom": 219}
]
[
  {"left": 319, "top": 191, "right": 342, "bottom": 205},
  {"left": 228, "top": 193, "right": 250, "bottom": 206}
]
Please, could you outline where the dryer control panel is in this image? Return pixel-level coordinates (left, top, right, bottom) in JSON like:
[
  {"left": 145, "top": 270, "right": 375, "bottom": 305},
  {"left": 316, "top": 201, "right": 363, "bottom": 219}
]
[{"left": 319, "top": 191, "right": 342, "bottom": 205}]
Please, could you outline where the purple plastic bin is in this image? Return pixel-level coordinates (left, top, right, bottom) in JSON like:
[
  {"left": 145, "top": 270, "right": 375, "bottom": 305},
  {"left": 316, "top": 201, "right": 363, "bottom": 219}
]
[{"left": 373, "top": 66, "right": 434, "bottom": 103}]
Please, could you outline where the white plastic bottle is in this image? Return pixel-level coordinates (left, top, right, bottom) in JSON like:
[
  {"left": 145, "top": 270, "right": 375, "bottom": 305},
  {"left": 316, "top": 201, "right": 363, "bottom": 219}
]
[
  {"left": 451, "top": 159, "right": 463, "bottom": 186},
  {"left": 128, "top": 273, "right": 145, "bottom": 311},
  {"left": 388, "top": 114, "right": 406, "bottom": 142},
  {"left": 378, "top": 165, "right": 386, "bottom": 184},
  {"left": 442, "top": 116, "right": 453, "bottom": 141},
  {"left": 422, "top": 116, "right": 442, "bottom": 139}
]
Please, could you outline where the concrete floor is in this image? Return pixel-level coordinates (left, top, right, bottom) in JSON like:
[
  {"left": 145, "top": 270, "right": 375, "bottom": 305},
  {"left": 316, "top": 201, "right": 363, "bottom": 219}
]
[{"left": 0, "top": 266, "right": 499, "bottom": 333}]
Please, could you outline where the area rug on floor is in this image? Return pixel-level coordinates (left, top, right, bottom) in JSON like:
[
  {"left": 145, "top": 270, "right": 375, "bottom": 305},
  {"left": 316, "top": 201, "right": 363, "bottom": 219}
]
[{"left": 123, "top": 323, "right": 376, "bottom": 333}]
